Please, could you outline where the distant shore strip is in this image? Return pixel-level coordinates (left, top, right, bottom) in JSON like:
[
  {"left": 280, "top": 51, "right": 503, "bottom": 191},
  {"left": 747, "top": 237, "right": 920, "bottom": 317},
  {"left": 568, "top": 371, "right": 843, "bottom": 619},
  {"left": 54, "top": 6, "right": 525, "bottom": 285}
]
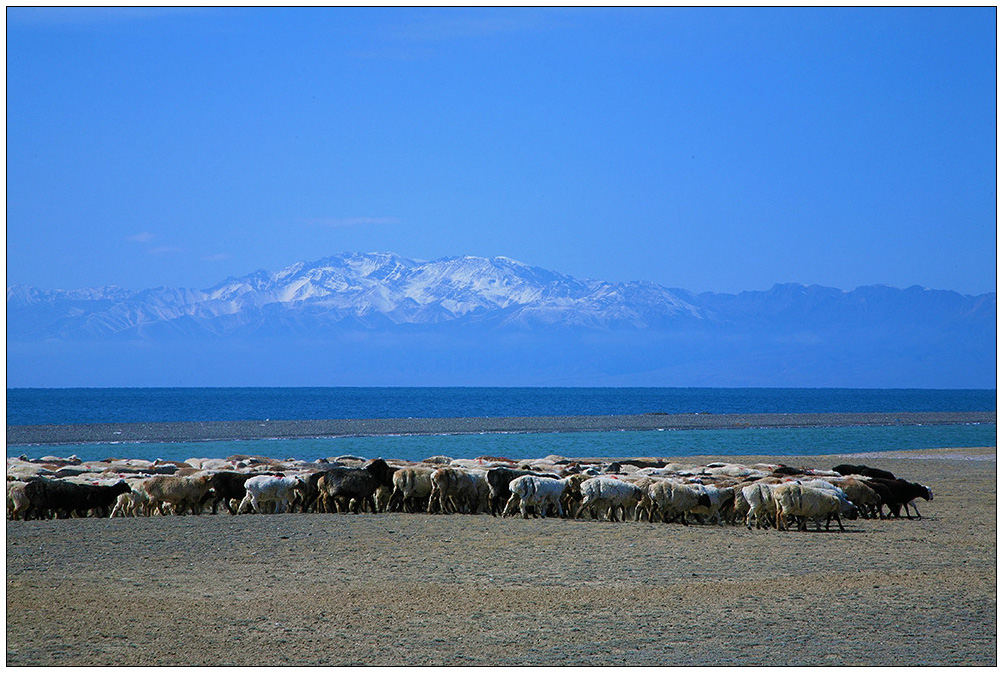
[{"left": 6, "top": 412, "right": 995, "bottom": 447}]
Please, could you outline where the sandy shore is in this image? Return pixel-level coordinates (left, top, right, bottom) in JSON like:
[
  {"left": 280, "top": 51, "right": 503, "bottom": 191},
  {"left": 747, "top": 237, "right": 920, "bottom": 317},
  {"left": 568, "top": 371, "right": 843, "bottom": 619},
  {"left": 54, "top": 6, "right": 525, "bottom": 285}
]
[
  {"left": 7, "top": 410, "right": 995, "bottom": 446},
  {"left": 6, "top": 447, "right": 996, "bottom": 666}
]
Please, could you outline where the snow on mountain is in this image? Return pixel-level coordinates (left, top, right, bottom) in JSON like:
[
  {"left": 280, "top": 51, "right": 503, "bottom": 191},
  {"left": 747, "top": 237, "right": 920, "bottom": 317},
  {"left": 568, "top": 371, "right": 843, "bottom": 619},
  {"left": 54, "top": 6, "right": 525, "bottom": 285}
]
[
  {"left": 7, "top": 252, "right": 994, "bottom": 341},
  {"left": 6, "top": 284, "right": 133, "bottom": 307},
  {"left": 7, "top": 253, "right": 707, "bottom": 338}
]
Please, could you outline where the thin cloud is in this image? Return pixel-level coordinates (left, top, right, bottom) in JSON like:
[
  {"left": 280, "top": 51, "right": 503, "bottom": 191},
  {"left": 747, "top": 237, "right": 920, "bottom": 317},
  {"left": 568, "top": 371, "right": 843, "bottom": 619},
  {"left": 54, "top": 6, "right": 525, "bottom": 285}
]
[
  {"left": 203, "top": 253, "right": 231, "bottom": 262},
  {"left": 149, "top": 246, "right": 185, "bottom": 255},
  {"left": 126, "top": 232, "right": 156, "bottom": 244},
  {"left": 307, "top": 217, "right": 402, "bottom": 228}
]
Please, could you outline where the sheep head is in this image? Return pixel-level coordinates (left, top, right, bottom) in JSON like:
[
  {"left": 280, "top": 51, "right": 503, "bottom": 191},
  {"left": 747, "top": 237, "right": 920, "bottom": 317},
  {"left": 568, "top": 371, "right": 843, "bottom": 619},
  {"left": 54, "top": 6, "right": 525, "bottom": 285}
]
[{"left": 365, "top": 459, "right": 395, "bottom": 488}]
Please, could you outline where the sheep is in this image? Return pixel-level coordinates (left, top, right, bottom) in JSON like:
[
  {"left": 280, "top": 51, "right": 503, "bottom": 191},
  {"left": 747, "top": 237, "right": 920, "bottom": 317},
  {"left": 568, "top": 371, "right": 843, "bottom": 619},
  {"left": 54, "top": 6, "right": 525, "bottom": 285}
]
[
  {"left": 742, "top": 481, "right": 782, "bottom": 530},
  {"left": 139, "top": 473, "right": 214, "bottom": 515},
  {"left": 701, "top": 463, "right": 770, "bottom": 479},
  {"left": 387, "top": 466, "right": 435, "bottom": 513},
  {"left": 200, "top": 471, "right": 252, "bottom": 515},
  {"left": 503, "top": 475, "right": 572, "bottom": 519},
  {"left": 559, "top": 473, "right": 590, "bottom": 516},
  {"left": 832, "top": 463, "right": 897, "bottom": 481},
  {"left": 729, "top": 484, "right": 751, "bottom": 524},
  {"left": 6, "top": 463, "right": 55, "bottom": 482},
  {"left": 7, "top": 481, "right": 30, "bottom": 520},
  {"left": 109, "top": 488, "right": 153, "bottom": 518},
  {"left": 297, "top": 470, "right": 330, "bottom": 512},
  {"left": 642, "top": 480, "right": 711, "bottom": 525},
  {"left": 773, "top": 483, "right": 858, "bottom": 532},
  {"left": 22, "top": 478, "right": 131, "bottom": 519},
  {"left": 575, "top": 477, "right": 646, "bottom": 522},
  {"left": 830, "top": 477, "right": 883, "bottom": 519},
  {"left": 238, "top": 475, "right": 306, "bottom": 514},
  {"left": 865, "top": 477, "right": 933, "bottom": 519},
  {"left": 315, "top": 459, "right": 396, "bottom": 514},
  {"left": 687, "top": 483, "right": 736, "bottom": 525},
  {"left": 428, "top": 467, "right": 486, "bottom": 514},
  {"left": 486, "top": 467, "right": 560, "bottom": 516}
]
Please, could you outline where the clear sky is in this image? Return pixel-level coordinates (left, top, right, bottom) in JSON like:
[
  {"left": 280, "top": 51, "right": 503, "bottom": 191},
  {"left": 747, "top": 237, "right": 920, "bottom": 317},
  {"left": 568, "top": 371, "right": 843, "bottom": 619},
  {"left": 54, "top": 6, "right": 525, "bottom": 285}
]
[{"left": 7, "top": 7, "right": 996, "bottom": 295}]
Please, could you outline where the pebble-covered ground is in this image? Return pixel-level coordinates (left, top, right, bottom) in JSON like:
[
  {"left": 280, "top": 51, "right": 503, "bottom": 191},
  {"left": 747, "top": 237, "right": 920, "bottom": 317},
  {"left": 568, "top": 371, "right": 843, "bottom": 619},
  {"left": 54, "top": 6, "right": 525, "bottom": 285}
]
[{"left": 6, "top": 448, "right": 996, "bottom": 666}]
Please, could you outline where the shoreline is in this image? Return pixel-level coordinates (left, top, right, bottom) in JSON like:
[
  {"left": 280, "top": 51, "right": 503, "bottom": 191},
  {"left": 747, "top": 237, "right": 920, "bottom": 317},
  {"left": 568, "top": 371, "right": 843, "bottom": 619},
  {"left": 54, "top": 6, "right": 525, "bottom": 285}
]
[{"left": 6, "top": 411, "right": 996, "bottom": 446}]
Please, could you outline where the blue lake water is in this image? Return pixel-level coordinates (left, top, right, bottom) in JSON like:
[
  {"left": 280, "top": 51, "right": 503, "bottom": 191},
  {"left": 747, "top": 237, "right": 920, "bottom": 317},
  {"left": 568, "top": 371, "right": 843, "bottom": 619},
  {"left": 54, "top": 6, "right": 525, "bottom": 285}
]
[
  {"left": 6, "top": 387, "right": 995, "bottom": 462},
  {"left": 6, "top": 387, "right": 996, "bottom": 425},
  {"left": 7, "top": 425, "right": 996, "bottom": 465}
]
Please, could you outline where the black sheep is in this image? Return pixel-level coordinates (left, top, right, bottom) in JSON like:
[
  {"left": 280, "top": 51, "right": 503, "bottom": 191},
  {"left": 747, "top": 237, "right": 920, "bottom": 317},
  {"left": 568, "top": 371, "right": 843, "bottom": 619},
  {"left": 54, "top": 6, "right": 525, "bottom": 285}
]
[
  {"left": 316, "top": 459, "right": 396, "bottom": 513},
  {"left": 24, "top": 478, "right": 131, "bottom": 519},
  {"left": 832, "top": 463, "right": 897, "bottom": 481},
  {"left": 866, "top": 477, "right": 933, "bottom": 519},
  {"left": 201, "top": 472, "right": 251, "bottom": 515}
]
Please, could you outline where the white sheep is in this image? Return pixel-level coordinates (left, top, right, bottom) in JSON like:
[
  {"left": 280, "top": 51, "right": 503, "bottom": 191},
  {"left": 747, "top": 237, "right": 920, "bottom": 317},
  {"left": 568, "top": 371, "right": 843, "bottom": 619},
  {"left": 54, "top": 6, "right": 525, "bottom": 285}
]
[
  {"left": 388, "top": 466, "right": 435, "bottom": 513},
  {"left": 742, "top": 481, "right": 782, "bottom": 529},
  {"left": 238, "top": 475, "right": 305, "bottom": 514},
  {"left": 7, "top": 481, "right": 30, "bottom": 520},
  {"left": 109, "top": 488, "right": 153, "bottom": 518},
  {"left": 576, "top": 477, "right": 646, "bottom": 522},
  {"left": 428, "top": 467, "right": 487, "bottom": 514},
  {"left": 503, "top": 475, "right": 571, "bottom": 519},
  {"left": 700, "top": 463, "right": 769, "bottom": 479},
  {"left": 773, "top": 483, "right": 857, "bottom": 531},
  {"left": 686, "top": 483, "right": 735, "bottom": 525},
  {"left": 642, "top": 480, "right": 708, "bottom": 525}
]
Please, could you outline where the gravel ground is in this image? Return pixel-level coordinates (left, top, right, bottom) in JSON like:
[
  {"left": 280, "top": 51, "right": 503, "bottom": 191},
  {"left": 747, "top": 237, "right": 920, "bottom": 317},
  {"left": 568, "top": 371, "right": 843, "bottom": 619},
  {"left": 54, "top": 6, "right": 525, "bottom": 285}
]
[
  {"left": 6, "top": 448, "right": 996, "bottom": 666},
  {"left": 6, "top": 411, "right": 996, "bottom": 445}
]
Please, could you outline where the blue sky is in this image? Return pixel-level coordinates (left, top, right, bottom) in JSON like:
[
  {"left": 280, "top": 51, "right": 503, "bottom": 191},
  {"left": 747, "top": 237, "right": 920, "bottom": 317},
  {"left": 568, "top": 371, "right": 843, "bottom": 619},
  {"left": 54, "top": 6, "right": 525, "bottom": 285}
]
[{"left": 7, "top": 7, "right": 996, "bottom": 295}]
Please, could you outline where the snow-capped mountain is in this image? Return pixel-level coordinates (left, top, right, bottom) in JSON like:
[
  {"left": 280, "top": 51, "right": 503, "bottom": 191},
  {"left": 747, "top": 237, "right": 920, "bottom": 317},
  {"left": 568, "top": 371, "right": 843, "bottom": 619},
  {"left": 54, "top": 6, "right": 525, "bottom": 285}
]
[
  {"left": 7, "top": 253, "right": 995, "bottom": 388},
  {"left": 8, "top": 253, "right": 709, "bottom": 338}
]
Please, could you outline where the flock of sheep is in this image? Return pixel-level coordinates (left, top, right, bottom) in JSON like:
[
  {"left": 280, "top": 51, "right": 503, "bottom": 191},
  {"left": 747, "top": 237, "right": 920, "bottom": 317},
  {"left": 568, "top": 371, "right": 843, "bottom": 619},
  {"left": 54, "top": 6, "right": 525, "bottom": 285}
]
[{"left": 7, "top": 451, "right": 934, "bottom": 532}]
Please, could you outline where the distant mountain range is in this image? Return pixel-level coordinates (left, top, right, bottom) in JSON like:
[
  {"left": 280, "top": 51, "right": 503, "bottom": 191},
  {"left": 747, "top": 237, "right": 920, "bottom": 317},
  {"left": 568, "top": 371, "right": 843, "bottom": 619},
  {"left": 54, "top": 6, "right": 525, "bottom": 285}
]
[{"left": 6, "top": 253, "right": 996, "bottom": 388}]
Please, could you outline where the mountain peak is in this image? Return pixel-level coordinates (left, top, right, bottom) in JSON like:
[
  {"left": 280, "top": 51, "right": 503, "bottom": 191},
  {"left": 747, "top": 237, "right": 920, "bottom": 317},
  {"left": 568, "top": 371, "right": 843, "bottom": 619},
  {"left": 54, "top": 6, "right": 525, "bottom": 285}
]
[{"left": 7, "top": 254, "right": 995, "bottom": 342}]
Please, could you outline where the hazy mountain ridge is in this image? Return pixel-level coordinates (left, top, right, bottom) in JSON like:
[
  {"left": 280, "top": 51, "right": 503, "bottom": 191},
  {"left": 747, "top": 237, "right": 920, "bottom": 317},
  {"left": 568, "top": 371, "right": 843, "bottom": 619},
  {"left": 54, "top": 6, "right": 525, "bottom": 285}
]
[
  {"left": 8, "top": 253, "right": 714, "bottom": 338},
  {"left": 8, "top": 253, "right": 995, "bottom": 388},
  {"left": 7, "top": 252, "right": 995, "bottom": 340}
]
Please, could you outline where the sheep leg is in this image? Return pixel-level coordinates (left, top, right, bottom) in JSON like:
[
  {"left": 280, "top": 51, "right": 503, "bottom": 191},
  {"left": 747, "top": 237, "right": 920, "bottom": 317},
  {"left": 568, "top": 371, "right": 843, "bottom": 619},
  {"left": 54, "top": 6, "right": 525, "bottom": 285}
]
[{"left": 387, "top": 490, "right": 402, "bottom": 513}]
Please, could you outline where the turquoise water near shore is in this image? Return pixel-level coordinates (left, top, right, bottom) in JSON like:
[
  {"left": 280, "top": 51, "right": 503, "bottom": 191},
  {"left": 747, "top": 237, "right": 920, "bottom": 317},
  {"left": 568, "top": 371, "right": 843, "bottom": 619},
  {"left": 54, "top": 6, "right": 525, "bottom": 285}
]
[{"left": 9, "top": 423, "right": 995, "bottom": 464}]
